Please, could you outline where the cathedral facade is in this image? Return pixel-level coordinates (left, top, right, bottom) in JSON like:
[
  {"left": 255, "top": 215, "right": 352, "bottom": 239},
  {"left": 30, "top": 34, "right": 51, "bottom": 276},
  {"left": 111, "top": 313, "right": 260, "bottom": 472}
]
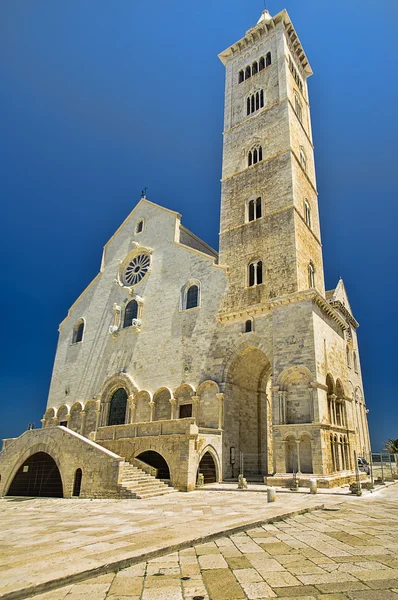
[{"left": 0, "top": 9, "right": 371, "bottom": 498}]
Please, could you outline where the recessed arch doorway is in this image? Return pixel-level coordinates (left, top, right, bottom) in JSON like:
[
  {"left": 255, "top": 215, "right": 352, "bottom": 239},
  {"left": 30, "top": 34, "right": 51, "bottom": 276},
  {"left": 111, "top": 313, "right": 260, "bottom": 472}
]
[
  {"left": 224, "top": 346, "right": 272, "bottom": 478},
  {"left": 198, "top": 451, "right": 217, "bottom": 484},
  {"left": 7, "top": 452, "right": 63, "bottom": 498}
]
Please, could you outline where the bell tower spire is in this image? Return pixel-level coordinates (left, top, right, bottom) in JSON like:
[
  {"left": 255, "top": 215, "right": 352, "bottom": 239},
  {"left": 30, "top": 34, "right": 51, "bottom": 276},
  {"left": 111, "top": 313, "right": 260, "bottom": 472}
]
[{"left": 218, "top": 10, "right": 324, "bottom": 313}]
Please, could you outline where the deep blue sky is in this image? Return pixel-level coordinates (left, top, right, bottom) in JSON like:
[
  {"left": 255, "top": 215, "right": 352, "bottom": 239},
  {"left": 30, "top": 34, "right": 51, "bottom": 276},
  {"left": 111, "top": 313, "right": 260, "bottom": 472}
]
[{"left": 0, "top": 1, "right": 397, "bottom": 450}]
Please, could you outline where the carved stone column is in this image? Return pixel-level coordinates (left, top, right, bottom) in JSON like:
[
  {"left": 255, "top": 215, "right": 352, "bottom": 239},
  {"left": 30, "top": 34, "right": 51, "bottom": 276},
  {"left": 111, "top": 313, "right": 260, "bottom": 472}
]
[
  {"left": 169, "top": 398, "right": 177, "bottom": 420},
  {"left": 216, "top": 393, "right": 224, "bottom": 429},
  {"left": 128, "top": 394, "right": 135, "bottom": 424},
  {"left": 278, "top": 391, "right": 287, "bottom": 424},
  {"left": 95, "top": 409, "right": 101, "bottom": 431},
  {"left": 308, "top": 387, "right": 314, "bottom": 422},
  {"left": 330, "top": 394, "right": 337, "bottom": 425},
  {"left": 296, "top": 440, "right": 301, "bottom": 474},
  {"left": 192, "top": 396, "right": 200, "bottom": 423},
  {"left": 130, "top": 402, "right": 137, "bottom": 424},
  {"left": 149, "top": 401, "right": 155, "bottom": 422},
  {"left": 80, "top": 411, "right": 86, "bottom": 435}
]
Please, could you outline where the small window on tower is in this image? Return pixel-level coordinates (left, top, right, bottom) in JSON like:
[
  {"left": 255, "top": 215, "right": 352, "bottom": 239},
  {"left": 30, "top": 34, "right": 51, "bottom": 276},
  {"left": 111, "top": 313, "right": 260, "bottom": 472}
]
[
  {"left": 248, "top": 260, "right": 263, "bottom": 287},
  {"left": 260, "top": 90, "right": 264, "bottom": 108},
  {"left": 259, "top": 57, "right": 265, "bottom": 71},
  {"left": 308, "top": 262, "right": 315, "bottom": 288},
  {"left": 238, "top": 70, "right": 244, "bottom": 84},
  {"left": 304, "top": 199, "right": 311, "bottom": 228},
  {"left": 258, "top": 146, "right": 263, "bottom": 161},
  {"left": 300, "top": 146, "right": 307, "bottom": 171},
  {"left": 247, "top": 97, "right": 251, "bottom": 116},
  {"left": 266, "top": 52, "right": 272, "bottom": 67},
  {"left": 252, "top": 61, "right": 258, "bottom": 75},
  {"left": 72, "top": 319, "right": 85, "bottom": 344},
  {"left": 295, "top": 95, "right": 303, "bottom": 123},
  {"left": 248, "top": 151, "right": 253, "bottom": 167},
  {"left": 136, "top": 219, "right": 144, "bottom": 234},
  {"left": 244, "top": 319, "right": 253, "bottom": 333},
  {"left": 245, "top": 66, "right": 251, "bottom": 80}
]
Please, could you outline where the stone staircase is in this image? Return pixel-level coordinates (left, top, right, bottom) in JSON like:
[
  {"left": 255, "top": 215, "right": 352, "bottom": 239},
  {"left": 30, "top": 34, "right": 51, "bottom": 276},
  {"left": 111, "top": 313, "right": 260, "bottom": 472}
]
[{"left": 118, "top": 463, "right": 176, "bottom": 499}]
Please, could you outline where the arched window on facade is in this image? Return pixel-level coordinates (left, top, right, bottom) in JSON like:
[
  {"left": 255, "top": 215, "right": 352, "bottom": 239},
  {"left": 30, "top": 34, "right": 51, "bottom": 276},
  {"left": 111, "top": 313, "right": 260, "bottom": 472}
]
[
  {"left": 248, "top": 260, "right": 263, "bottom": 287},
  {"left": 136, "top": 219, "right": 144, "bottom": 234},
  {"left": 239, "top": 70, "right": 244, "bottom": 84},
  {"left": 247, "top": 97, "right": 251, "bottom": 116},
  {"left": 108, "top": 388, "right": 128, "bottom": 426},
  {"left": 186, "top": 284, "right": 199, "bottom": 310},
  {"left": 304, "top": 199, "right": 311, "bottom": 228},
  {"left": 252, "top": 61, "right": 258, "bottom": 75},
  {"left": 245, "top": 66, "right": 251, "bottom": 80},
  {"left": 346, "top": 346, "right": 351, "bottom": 368},
  {"left": 260, "top": 90, "right": 264, "bottom": 108},
  {"left": 253, "top": 148, "right": 258, "bottom": 164},
  {"left": 353, "top": 351, "right": 358, "bottom": 373},
  {"left": 251, "top": 95, "right": 255, "bottom": 113},
  {"left": 72, "top": 319, "right": 84, "bottom": 344},
  {"left": 256, "top": 92, "right": 260, "bottom": 111},
  {"left": 248, "top": 151, "right": 253, "bottom": 167},
  {"left": 295, "top": 95, "right": 303, "bottom": 123},
  {"left": 244, "top": 319, "right": 253, "bottom": 333},
  {"left": 123, "top": 300, "right": 138, "bottom": 328},
  {"left": 308, "top": 262, "right": 315, "bottom": 288},
  {"left": 248, "top": 197, "right": 262, "bottom": 222},
  {"left": 266, "top": 52, "right": 272, "bottom": 66},
  {"left": 300, "top": 146, "right": 307, "bottom": 171},
  {"left": 258, "top": 146, "right": 263, "bottom": 161},
  {"left": 259, "top": 57, "right": 265, "bottom": 71}
]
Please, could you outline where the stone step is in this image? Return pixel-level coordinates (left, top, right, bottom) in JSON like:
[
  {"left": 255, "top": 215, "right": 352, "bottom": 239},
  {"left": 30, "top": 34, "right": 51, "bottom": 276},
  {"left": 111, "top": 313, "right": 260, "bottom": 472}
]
[
  {"left": 135, "top": 489, "right": 175, "bottom": 499},
  {"left": 121, "top": 483, "right": 169, "bottom": 493}
]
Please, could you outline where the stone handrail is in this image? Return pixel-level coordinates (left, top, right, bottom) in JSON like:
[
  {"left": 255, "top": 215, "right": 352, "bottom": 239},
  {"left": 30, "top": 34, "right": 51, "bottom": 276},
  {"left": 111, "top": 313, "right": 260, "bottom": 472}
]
[{"left": 132, "top": 457, "right": 158, "bottom": 478}]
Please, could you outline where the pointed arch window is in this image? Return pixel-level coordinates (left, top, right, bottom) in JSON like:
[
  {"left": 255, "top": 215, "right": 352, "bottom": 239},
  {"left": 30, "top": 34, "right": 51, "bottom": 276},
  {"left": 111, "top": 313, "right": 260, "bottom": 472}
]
[
  {"left": 248, "top": 260, "right": 263, "bottom": 287},
  {"left": 238, "top": 70, "right": 244, "bottom": 84},
  {"left": 123, "top": 300, "right": 138, "bottom": 328},
  {"left": 266, "top": 52, "right": 272, "bottom": 67},
  {"left": 248, "top": 151, "right": 253, "bottom": 167},
  {"left": 252, "top": 61, "right": 258, "bottom": 75},
  {"left": 136, "top": 219, "right": 144, "bottom": 234},
  {"left": 245, "top": 66, "right": 251, "bottom": 80},
  {"left": 256, "top": 92, "right": 260, "bottom": 111},
  {"left": 259, "top": 57, "right": 265, "bottom": 71},
  {"left": 260, "top": 90, "right": 264, "bottom": 108},
  {"left": 308, "top": 262, "right": 315, "bottom": 288},
  {"left": 72, "top": 319, "right": 85, "bottom": 344},
  {"left": 248, "top": 146, "right": 262, "bottom": 166},
  {"left": 304, "top": 199, "right": 311, "bottom": 228},
  {"left": 247, "top": 97, "right": 251, "bottom": 116},
  {"left": 248, "top": 197, "right": 262, "bottom": 222}
]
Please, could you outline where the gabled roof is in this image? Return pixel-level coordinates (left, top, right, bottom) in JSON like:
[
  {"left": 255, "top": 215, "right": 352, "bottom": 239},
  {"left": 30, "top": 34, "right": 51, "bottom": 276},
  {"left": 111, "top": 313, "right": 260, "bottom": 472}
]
[
  {"left": 327, "top": 278, "right": 359, "bottom": 329},
  {"left": 218, "top": 9, "right": 312, "bottom": 77}
]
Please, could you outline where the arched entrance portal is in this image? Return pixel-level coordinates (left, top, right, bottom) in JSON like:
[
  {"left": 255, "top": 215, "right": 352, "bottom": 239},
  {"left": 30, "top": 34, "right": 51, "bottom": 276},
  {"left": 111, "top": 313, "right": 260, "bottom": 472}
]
[
  {"left": 136, "top": 451, "right": 170, "bottom": 480},
  {"left": 108, "top": 388, "right": 128, "bottom": 425},
  {"left": 7, "top": 452, "right": 63, "bottom": 498},
  {"left": 199, "top": 452, "right": 217, "bottom": 484},
  {"left": 225, "top": 346, "right": 272, "bottom": 478}
]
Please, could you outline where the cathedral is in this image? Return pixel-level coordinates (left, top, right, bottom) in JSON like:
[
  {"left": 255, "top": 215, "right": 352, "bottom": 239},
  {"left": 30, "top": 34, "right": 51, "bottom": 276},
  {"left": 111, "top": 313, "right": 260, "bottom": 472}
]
[{"left": 0, "top": 9, "right": 371, "bottom": 498}]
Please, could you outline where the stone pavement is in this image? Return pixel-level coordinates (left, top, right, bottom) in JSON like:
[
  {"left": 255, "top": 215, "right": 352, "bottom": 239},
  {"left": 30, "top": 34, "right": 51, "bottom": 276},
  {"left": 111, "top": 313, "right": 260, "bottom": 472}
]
[
  {"left": 24, "top": 484, "right": 398, "bottom": 600},
  {"left": 1, "top": 484, "right": 397, "bottom": 599}
]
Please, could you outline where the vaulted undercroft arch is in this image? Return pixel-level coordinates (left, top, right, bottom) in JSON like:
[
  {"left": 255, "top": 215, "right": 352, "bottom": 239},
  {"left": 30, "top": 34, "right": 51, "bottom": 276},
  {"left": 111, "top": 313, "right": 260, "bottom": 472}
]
[{"left": 223, "top": 345, "right": 272, "bottom": 478}]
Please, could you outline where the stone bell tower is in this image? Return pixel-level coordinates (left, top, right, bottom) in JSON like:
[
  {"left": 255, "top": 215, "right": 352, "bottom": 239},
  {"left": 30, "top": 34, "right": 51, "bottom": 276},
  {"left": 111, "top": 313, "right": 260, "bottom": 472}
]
[{"left": 218, "top": 9, "right": 325, "bottom": 312}]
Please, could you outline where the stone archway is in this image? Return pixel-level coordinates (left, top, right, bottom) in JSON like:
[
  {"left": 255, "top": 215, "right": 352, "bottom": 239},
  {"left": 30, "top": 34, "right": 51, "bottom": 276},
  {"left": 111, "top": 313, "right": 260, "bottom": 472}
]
[
  {"left": 198, "top": 452, "right": 217, "bottom": 484},
  {"left": 136, "top": 451, "right": 170, "bottom": 480},
  {"left": 7, "top": 452, "right": 63, "bottom": 498},
  {"left": 224, "top": 346, "right": 272, "bottom": 478}
]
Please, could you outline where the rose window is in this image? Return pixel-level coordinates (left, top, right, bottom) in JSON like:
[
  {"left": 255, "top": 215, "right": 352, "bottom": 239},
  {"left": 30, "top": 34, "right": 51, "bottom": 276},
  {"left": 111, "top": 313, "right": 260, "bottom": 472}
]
[{"left": 122, "top": 254, "right": 150, "bottom": 286}]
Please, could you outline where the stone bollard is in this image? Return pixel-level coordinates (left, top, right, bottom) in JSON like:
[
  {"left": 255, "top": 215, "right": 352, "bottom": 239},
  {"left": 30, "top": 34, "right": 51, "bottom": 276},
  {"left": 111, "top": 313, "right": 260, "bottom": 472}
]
[
  {"left": 197, "top": 473, "right": 204, "bottom": 487},
  {"left": 267, "top": 487, "right": 276, "bottom": 502},
  {"left": 309, "top": 479, "right": 317, "bottom": 494},
  {"left": 238, "top": 474, "right": 248, "bottom": 489}
]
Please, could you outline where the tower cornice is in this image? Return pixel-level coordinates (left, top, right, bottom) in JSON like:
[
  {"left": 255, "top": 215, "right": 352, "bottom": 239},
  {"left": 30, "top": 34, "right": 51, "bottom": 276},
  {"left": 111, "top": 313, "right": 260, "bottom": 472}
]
[{"left": 218, "top": 9, "right": 312, "bottom": 77}]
